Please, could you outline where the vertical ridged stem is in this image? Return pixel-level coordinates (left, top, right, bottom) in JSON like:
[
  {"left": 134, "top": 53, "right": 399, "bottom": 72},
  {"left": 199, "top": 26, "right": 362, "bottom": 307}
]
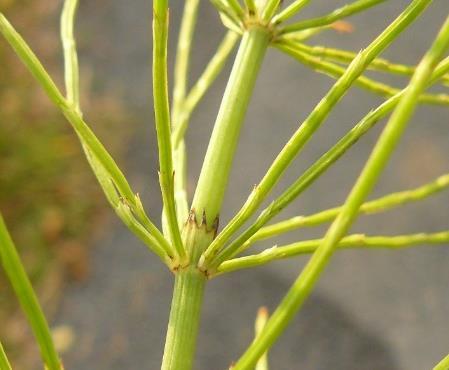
[
  {"left": 161, "top": 218, "right": 213, "bottom": 370},
  {"left": 161, "top": 268, "right": 206, "bottom": 370},
  {"left": 191, "top": 27, "right": 270, "bottom": 226}
]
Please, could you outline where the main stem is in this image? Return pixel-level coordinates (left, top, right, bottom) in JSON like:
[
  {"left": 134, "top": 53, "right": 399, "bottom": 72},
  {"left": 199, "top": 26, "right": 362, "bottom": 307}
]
[
  {"left": 161, "top": 267, "right": 206, "bottom": 370},
  {"left": 161, "top": 215, "right": 214, "bottom": 370},
  {"left": 191, "top": 26, "right": 270, "bottom": 226},
  {"left": 162, "top": 24, "right": 270, "bottom": 370}
]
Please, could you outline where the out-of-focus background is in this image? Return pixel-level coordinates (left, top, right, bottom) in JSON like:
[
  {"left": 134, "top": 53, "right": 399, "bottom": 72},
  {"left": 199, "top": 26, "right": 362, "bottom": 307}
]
[{"left": 1, "top": 1, "right": 448, "bottom": 369}]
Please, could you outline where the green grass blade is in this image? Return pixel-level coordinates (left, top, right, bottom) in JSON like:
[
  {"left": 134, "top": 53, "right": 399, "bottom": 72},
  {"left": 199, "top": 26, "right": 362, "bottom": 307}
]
[
  {"left": 153, "top": 0, "right": 186, "bottom": 263},
  {"left": 217, "top": 231, "right": 449, "bottom": 274},
  {"left": 202, "top": 0, "right": 433, "bottom": 269},
  {"left": 231, "top": 11, "right": 449, "bottom": 369},
  {"left": 0, "top": 215, "right": 62, "bottom": 370}
]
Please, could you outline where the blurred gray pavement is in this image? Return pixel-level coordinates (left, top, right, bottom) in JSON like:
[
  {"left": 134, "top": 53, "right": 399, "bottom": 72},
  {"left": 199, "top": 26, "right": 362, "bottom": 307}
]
[{"left": 54, "top": 1, "right": 449, "bottom": 369}]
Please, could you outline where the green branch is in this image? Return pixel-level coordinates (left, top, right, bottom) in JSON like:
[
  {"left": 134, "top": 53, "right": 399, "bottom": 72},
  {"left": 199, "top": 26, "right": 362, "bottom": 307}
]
[
  {"left": 231, "top": 9, "right": 449, "bottom": 369},
  {"left": 287, "top": 42, "right": 449, "bottom": 86},
  {"left": 0, "top": 342, "right": 11, "bottom": 370},
  {"left": 254, "top": 307, "right": 270, "bottom": 370},
  {"left": 171, "top": 0, "right": 201, "bottom": 228},
  {"left": 243, "top": 174, "right": 449, "bottom": 249},
  {"left": 0, "top": 215, "right": 62, "bottom": 370},
  {"left": 153, "top": 0, "right": 186, "bottom": 262},
  {"left": 202, "top": 0, "right": 432, "bottom": 269},
  {"left": 434, "top": 353, "right": 449, "bottom": 370},
  {"left": 271, "top": 0, "right": 312, "bottom": 24},
  {"left": 280, "top": 0, "right": 387, "bottom": 34},
  {"left": 191, "top": 27, "right": 270, "bottom": 227},
  {"left": 210, "top": 56, "right": 449, "bottom": 263},
  {"left": 1, "top": 12, "right": 174, "bottom": 265},
  {"left": 276, "top": 39, "right": 449, "bottom": 106},
  {"left": 172, "top": 31, "right": 240, "bottom": 148},
  {"left": 217, "top": 231, "right": 449, "bottom": 274}
]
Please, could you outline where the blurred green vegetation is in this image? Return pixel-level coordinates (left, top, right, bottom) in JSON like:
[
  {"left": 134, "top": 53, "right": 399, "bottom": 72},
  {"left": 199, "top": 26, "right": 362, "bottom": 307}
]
[{"left": 0, "top": 0, "right": 131, "bottom": 364}]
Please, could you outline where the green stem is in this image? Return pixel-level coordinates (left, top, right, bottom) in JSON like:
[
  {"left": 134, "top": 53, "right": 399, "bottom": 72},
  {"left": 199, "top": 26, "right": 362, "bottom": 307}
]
[
  {"left": 280, "top": 0, "right": 387, "bottom": 34},
  {"left": 271, "top": 0, "right": 311, "bottom": 24},
  {"left": 153, "top": 0, "right": 186, "bottom": 262},
  {"left": 254, "top": 307, "right": 269, "bottom": 370},
  {"left": 61, "top": 0, "right": 80, "bottom": 113},
  {"left": 161, "top": 268, "right": 206, "bottom": 370},
  {"left": 171, "top": 0, "right": 201, "bottom": 227},
  {"left": 287, "top": 42, "right": 449, "bottom": 86},
  {"left": 0, "top": 215, "right": 62, "bottom": 370},
  {"left": 0, "top": 342, "right": 12, "bottom": 370},
  {"left": 191, "top": 27, "right": 270, "bottom": 226},
  {"left": 276, "top": 40, "right": 449, "bottom": 106},
  {"left": 242, "top": 173, "right": 449, "bottom": 250},
  {"left": 161, "top": 215, "right": 213, "bottom": 370},
  {"left": 434, "top": 353, "right": 449, "bottom": 370},
  {"left": 232, "top": 8, "right": 449, "bottom": 369},
  {"left": 217, "top": 231, "right": 449, "bottom": 274},
  {"left": 172, "top": 31, "right": 239, "bottom": 148}
]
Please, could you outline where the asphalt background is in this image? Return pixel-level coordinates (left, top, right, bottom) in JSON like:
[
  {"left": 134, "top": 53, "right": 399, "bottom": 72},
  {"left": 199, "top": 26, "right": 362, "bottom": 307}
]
[{"left": 54, "top": 1, "right": 449, "bottom": 369}]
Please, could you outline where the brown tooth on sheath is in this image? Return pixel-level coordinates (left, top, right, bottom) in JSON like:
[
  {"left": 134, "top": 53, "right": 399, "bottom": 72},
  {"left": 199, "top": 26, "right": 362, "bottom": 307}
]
[
  {"left": 212, "top": 216, "right": 219, "bottom": 237},
  {"left": 201, "top": 209, "right": 207, "bottom": 227},
  {"left": 187, "top": 209, "right": 197, "bottom": 225}
]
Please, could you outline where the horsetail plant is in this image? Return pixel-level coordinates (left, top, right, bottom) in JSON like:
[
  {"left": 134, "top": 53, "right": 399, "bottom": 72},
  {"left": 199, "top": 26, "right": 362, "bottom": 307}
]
[{"left": 1, "top": 0, "right": 449, "bottom": 369}]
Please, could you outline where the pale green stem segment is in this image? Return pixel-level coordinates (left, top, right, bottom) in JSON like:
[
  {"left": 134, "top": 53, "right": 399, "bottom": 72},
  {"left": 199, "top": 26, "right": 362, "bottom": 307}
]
[
  {"left": 244, "top": 0, "right": 257, "bottom": 14},
  {"left": 0, "top": 342, "right": 12, "bottom": 370},
  {"left": 276, "top": 40, "right": 449, "bottom": 106},
  {"left": 2, "top": 12, "right": 173, "bottom": 264},
  {"left": 227, "top": 0, "right": 245, "bottom": 18},
  {"left": 261, "top": 0, "right": 281, "bottom": 21},
  {"left": 61, "top": 0, "right": 80, "bottom": 113},
  {"left": 254, "top": 307, "right": 270, "bottom": 370},
  {"left": 60, "top": 2, "right": 175, "bottom": 263},
  {"left": 161, "top": 269, "right": 206, "bottom": 370},
  {"left": 218, "top": 231, "right": 449, "bottom": 274},
  {"left": 244, "top": 173, "right": 449, "bottom": 249},
  {"left": 210, "top": 0, "right": 242, "bottom": 30},
  {"left": 232, "top": 11, "right": 449, "bottom": 369},
  {"left": 161, "top": 217, "right": 214, "bottom": 370},
  {"left": 153, "top": 0, "right": 186, "bottom": 262},
  {"left": 172, "top": 31, "right": 240, "bottom": 148},
  {"left": 191, "top": 27, "right": 270, "bottom": 226},
  {"left": 171, "top": 0, "right": 201, "bottom": 228},
  {"left": 213, "top": 56, "right": 449, "bottom": 263},
  {"left": 0, "top": 216, "right": 62, "bottom": 370},
  {"left": 280, "top": 0, "right": 387, "bottom": 34},
  {"left": 202, "top": 0, "right": 432, "bottom": 269},
  {"left": 271, "top": 0, "right": 312, "bottom": 24},
  {"left": 288, "top": 42, "right": 449, "bottom": 86},
  {"left": 434, "top": 353, "right": 449, "bottom": 370}
]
